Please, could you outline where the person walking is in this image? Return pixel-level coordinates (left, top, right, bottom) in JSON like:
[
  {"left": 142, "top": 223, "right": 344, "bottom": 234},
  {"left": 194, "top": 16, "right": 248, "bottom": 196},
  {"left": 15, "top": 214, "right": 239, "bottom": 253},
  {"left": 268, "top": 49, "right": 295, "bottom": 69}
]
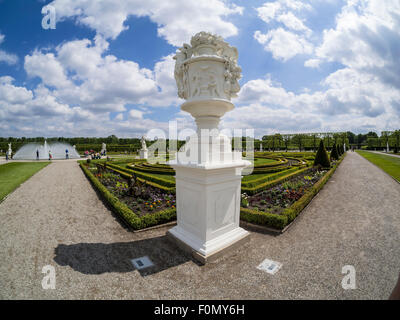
[
  {"left": 5, "top": 150, "right": 9, "bottom": 161},
  {"left": 48, "top": 150, "right": 52, "bottom": 161},
  {"left": 65, "top": 148, "right": 69, "bottom": 159},
  {"left": 36, "top": 149, "right": 40, "bottom": 160}
]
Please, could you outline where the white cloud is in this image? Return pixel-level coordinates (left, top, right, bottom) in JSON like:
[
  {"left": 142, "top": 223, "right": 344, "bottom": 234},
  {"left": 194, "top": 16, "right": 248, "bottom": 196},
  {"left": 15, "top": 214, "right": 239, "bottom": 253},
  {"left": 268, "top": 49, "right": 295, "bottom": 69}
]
[
  {"left": 0, "top": 33, "right": 18, "bottom": 65},
  {"left": 255, "top": 1, "right": 313, "bottom": 61},
  {"left": 114, "top": 113, "right": 124, "bottom": 121},
  {"left": 254, "top": 28, "right": 313, "bottom": 61},
  {"left": 50, "top": 0, "right": 243, "bottom": 46},
  {"left": 313, "top": 0, "right": 400, "bottom": 89},
  {"left": 304, "top": 58, "right": 321, "bottom": 68},
  {"left": 129, "top": 109, "right": 144, "bottom": 119},
  {"left": 277, "top": 12, "right": 311, "bottom": 34}
]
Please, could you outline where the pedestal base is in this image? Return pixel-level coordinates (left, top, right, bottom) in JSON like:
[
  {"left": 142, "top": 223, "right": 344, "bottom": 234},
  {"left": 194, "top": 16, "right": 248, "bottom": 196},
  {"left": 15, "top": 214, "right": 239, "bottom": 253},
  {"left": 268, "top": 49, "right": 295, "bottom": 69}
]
[
  {"left": 139, "top": 150, "right": 148, "bottom": 159},
  {"left": 166, "top": 227, "right": 250, "bottom": 264},
  {"left": 168, "top": 160, "right": 250, "bottom": 264}
]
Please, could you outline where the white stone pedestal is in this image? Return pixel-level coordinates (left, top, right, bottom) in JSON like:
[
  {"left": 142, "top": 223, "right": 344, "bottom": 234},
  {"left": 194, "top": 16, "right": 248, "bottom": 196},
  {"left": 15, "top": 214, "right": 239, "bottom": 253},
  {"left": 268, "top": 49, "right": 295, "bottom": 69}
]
[
  {"left": 139, "top": 149, "right": 148, "bottom": 159},
  {"left": 168, "top": 31, "right": 251, "bottom": 263},
  {"left": 168, "top": 162, "right": 249, "bottom": 262}
]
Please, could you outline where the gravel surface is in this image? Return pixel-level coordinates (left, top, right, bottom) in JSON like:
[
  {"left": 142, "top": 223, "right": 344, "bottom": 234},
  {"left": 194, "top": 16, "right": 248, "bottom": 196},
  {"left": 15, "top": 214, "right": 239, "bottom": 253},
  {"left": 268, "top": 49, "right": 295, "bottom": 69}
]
[{"left": 0, "top": 152, "right": 399, "bottom": 299}]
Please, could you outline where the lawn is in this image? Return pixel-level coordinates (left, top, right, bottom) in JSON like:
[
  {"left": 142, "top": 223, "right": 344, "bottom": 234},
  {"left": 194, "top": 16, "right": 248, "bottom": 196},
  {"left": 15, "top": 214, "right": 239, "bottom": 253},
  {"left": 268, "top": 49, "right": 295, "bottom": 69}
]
[
  {"left": 0, "top": 162, "right": 50, "bottom": 201},
  {"left": 357, "top": 151, "right": 400, "bottom": 182}
]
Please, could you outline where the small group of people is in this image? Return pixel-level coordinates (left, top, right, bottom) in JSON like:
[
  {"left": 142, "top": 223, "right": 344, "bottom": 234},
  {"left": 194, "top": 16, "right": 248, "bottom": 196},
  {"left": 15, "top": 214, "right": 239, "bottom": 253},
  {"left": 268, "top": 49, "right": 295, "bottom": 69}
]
[
  {"left": 84, "top": 149, "right": 102, "bottom": 159},
  {"left": 5, "top": 150, "right": 12, "bottom": 161}
]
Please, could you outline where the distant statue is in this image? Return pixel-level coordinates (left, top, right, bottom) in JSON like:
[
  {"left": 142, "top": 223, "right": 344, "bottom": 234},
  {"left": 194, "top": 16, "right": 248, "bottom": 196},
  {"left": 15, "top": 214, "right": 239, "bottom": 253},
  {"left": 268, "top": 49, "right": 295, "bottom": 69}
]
[
  {"left": 101, "top": 143, "right": 107, "bottom": 155},
  {"left": 141, "top": 136, "right": 147, "bottom": 151},
  {"left": 8, "top": 143, "right": 12, "bottom": 156}
]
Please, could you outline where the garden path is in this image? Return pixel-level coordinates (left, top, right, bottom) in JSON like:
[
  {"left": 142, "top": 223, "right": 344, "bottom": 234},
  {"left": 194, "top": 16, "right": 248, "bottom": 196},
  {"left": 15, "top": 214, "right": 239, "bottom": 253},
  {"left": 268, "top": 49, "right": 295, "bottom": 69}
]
[{"left": 0, "top": 152, "right": 399, "bottom": 299}]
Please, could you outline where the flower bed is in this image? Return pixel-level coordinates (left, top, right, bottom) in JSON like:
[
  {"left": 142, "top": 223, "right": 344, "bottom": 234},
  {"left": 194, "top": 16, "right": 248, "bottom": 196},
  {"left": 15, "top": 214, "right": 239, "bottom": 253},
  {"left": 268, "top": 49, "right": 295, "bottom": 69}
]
[
  {"left": 241, "top": 168, "right": 326, "bottom": 215},
  {"left": 80, "top": 162, "right": 176, "bottom": 230},
  {"left": 240, "top": 153, "right": 346, "bottom": 231},
  {"left": 97, "top": 170, "right": 176, "bottom": 217}
]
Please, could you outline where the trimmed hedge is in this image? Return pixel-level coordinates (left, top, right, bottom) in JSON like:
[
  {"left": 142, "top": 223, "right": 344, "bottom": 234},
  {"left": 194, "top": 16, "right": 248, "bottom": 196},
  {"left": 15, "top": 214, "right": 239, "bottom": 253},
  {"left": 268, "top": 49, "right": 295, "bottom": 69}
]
[
  {"left": 105, "top": 164, "right": 176, "bottom": 193},
  {"left": 314, "top": 140, "right": 330, "bottom": 168},
  {"left": 240, "top": 208, "right": 288, "bottom": 229},
  {"left": 281, "top": 153, "right": 346, "bottom": 223},
  {"left": 106, "top": 163, "right": 175, "bottom": 188},
  {"left": 80, "top": 163, "right": 176, "bottom": 230},
  {"left": 241, "top": 167, "right": 309, "bottom": 195},
  {"left": 240, "top": 153, "right": 346, "bottom": 230},
  {"left": 242, "top": 166, "right": 300, "bottom": 188}
]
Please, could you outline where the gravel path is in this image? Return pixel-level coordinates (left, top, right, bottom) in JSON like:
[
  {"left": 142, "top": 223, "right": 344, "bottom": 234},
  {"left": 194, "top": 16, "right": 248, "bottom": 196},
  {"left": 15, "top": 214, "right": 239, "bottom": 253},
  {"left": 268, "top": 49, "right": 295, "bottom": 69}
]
[{"left": 0, "top": 152, "right": 399, "bottom": 299}]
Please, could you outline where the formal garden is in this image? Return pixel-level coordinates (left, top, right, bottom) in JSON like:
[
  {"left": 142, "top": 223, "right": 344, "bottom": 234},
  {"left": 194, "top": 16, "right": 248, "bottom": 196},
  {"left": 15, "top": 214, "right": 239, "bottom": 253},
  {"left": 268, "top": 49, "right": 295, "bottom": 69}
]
[{"left": 78, "top": 139, "right": 347, "bottom": 232}]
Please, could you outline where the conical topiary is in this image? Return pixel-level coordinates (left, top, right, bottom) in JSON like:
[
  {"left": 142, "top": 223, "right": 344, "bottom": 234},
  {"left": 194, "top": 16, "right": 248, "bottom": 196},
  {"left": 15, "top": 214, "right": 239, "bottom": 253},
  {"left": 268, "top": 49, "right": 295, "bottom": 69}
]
[
  {"left": 340, "top": 144, "right": 345, "bottom": 155},
  {"left": 330, "top": 143, "right": 339, "bottom": 161},
  {"left": 337, "top": 143, "right": 342, "bottom": 156},
  {"left": 314, "top": 140, "right": 330, "bottom": 168}
]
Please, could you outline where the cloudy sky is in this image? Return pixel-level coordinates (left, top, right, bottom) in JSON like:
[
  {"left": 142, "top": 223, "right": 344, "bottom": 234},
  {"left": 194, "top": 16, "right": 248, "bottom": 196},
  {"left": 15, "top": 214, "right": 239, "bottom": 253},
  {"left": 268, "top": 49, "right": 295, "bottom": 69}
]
[{"left": 0, "top": 0, "right": 399, "bottom": 138}]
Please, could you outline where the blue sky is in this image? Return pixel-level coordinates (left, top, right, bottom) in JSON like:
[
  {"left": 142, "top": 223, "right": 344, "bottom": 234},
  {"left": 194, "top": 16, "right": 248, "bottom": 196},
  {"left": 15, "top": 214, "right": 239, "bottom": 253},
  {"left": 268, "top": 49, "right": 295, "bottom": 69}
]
[{"left": 0, "top": 0, "right": 399, "bottom": 138}]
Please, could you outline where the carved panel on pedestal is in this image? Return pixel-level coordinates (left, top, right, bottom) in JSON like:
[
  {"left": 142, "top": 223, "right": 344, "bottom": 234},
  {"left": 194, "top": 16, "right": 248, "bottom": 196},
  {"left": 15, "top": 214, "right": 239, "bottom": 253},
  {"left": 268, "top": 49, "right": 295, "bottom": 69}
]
[
  {"left": 179, "top": 186, "right": 200, "bottom": 228},
  {"left": 213, "top": 187, "right": 236, "bottom": 230}
]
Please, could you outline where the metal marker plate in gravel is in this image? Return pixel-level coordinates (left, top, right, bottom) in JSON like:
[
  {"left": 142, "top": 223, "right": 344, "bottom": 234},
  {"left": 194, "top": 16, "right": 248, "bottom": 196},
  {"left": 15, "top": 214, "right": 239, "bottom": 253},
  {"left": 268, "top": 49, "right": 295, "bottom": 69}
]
[
  {"left": 131, "top": 256, "right": 154, "bottom": 270},
  {"left": 257, "top": 259, "right": 282, "bottom": 274}
]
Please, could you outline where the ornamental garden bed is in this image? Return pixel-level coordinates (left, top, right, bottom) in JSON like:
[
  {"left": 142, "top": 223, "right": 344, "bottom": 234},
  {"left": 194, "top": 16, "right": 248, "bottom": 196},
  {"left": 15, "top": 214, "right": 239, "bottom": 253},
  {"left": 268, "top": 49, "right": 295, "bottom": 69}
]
[
  {"left": 241, "top": 168, "right": 327, "bottom": 215},
  {"left": 80, "top": 161, "right": 176, "bottom": 231},
  {"left": 96, "top": 170, "right": 176, "bottom": 217},
  {"left": 80, "top": 152, "right": 344, "bottom": 232}
]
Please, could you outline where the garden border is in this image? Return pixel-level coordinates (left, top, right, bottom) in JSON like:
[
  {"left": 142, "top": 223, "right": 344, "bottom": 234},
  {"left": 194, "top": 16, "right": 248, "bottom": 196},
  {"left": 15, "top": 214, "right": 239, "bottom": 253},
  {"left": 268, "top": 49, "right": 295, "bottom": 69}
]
[
  {"left": 240, "top": 153, "right": 347, "bottom": 233},
  {"left": 79, "top": 163, "right": 177, "bottom": 231}
]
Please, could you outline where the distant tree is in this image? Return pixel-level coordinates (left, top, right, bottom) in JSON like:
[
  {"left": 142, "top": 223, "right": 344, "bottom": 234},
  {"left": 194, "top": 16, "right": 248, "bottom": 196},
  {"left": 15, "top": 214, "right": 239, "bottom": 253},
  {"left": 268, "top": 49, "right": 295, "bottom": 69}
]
[
  {"left": 346, "top": 131, "right": 355, "bottom": 144},
  {"left": 314, "top": 140, "right": 330, "bottom": 168}
]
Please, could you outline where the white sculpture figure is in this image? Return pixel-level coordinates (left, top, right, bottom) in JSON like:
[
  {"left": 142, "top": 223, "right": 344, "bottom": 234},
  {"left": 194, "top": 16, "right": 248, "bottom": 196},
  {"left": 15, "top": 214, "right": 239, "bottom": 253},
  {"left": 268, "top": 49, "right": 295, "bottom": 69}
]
[
  {"left": 387, "top": 141, "right": 389, "bottom": 153},
  {"left": 139, "top": 136, "right": 148, "bottom": 159},
  {"left": 168, "top": 32, "right": 250, "bottom": 263},
  {"left": 260, "top": 143, "right": 263, "bottom": 152},
  {"left": 343, "top": 143, "right": 346, "bottom": 152},
  {"left": 8, "top": 143, "right": 12, "bottom": 156},
  {"left": 101, "top": 143, "right": 107, "bottom": 155}
]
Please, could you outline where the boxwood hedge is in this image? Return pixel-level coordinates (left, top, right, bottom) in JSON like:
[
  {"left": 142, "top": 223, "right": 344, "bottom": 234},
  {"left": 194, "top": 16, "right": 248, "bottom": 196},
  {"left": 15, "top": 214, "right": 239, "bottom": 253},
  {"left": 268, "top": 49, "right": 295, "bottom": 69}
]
[
  {"left": 240, "top": 153, "right": 346, "bottom": 230},
  {"left": 80, "top": 163, "right": 176, "bottom": 230}
]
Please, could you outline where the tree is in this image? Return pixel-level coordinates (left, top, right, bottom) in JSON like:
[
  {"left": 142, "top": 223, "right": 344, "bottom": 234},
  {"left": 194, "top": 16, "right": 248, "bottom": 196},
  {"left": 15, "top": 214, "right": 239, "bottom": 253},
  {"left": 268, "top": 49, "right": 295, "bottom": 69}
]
[
  {"left": 330, "top": 143, "right": 339, "bottom": 160},
  {"left": 337, "top": 143, "right": 342, "bottom": 156},
  {"left": 314, "top": 140, "right": 330, "bottom": 168}
]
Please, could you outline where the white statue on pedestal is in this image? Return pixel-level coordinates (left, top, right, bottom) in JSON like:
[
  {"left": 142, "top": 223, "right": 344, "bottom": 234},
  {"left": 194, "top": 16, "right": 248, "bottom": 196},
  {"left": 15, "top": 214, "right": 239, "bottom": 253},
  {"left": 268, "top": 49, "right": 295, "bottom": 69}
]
[
  {"left": 139, "top": 136, "right": 148, "bottom": 159},
  {"left": 168, "top": 32, "right": 250, "bottom": 263},
  {"left": 260, "top": 143, "right": 263, "bottom": 152},
  {"left": 101, "top": 143, "right": 107, "bottom": 155},
  {"left": 8, "top": 143, "right": 12, "bottom": 156}
]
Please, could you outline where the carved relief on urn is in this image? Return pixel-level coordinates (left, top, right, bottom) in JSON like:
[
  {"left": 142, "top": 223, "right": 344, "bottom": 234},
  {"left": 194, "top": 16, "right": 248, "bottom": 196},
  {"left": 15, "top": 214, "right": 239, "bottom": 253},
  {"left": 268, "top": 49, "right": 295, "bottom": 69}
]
[{"left": 173, "top": 31, "right": 241, "bottom": 102}]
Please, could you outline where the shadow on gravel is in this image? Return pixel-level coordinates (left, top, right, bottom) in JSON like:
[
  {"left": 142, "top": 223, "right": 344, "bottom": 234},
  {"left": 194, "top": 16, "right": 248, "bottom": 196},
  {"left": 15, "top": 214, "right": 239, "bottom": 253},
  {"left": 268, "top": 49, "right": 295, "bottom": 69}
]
[{"left": 54, "top": 235, "right": 196, "bottom": 276}]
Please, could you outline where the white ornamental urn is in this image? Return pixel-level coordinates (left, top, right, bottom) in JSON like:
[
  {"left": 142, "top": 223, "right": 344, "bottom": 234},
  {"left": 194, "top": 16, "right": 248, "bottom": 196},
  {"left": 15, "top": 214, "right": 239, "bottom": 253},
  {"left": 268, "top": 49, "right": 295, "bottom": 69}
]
[{"left": 168, "top": 32, "right": 250, "bottom": 263}]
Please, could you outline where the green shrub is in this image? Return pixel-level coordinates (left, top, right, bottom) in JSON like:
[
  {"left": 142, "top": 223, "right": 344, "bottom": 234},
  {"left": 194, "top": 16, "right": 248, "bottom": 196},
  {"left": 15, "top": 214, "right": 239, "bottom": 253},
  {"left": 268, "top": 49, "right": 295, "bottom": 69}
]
[
  {"left": 330, "top": 143, "right": 339, "bottom": 161},
  {"left": 337, "top": 144, "right": 342, "bottom": 156},
  {"left": 241, "top": 167, "right": 309, "bottom": 195},
  {"left": 313, "top": 140, "right": 330, "bottom": 168},
  {"left": 80, "top": 163, "right": 176, "bottom": 230},
  {"left": 86, "top": 158, "right": 91, "bottom": 163},
  {"left": 240, "top": 208, "right": 288, "bottom": 230},
  {"left": 240, "top": 153, "right": 346, "bottom": 230}
]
